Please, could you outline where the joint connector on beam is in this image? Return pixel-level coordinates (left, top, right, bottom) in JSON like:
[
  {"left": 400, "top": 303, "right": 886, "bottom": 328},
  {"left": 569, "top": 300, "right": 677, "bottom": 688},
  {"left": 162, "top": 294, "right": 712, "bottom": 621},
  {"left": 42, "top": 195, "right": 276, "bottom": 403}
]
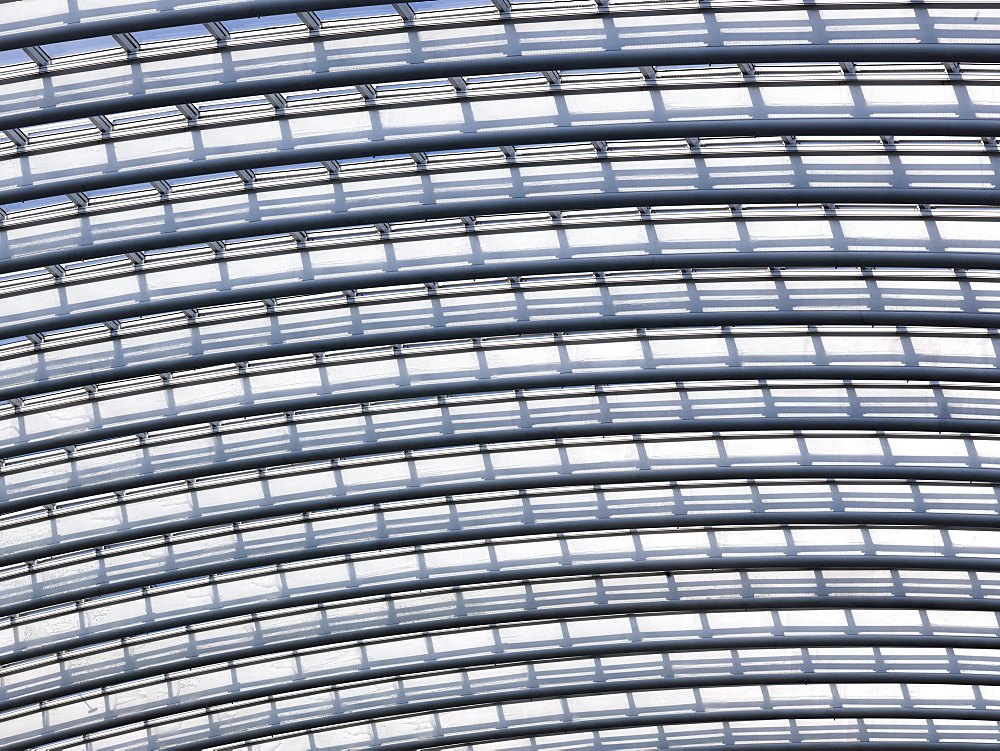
[
  {"left": 542, "top": 70, "right": 562, "bottom": 88},
  {"left": 23, "top": 46, "right": 51, "bottom": 73},
  {"left": 84, "top": 384, "right": 99, "bottom": 398},
  {"left": 840, "top": 61, "right": 857, "bottom": 77},
  {"left": 392, "top": 2, "right": 416, "bottom": 22},
  {"left": 151, "top": 180, "right": 171, "bottom": 199},
  {"left": 637, "top": 206, "right": 652, "bottom": 221},
  {"left": 410, "top": 152, "right": 428, "bottom": 169},
  {"left": 356, "top": 84, "right": 377, "bottom": 104},
  {"left": 104, "top": 320, "right": 122, "bottom": 336},
  {"left": 264, "top": 93, "right": 287, "bottom": 116},
  {"left": 26, "top": 332, "right": 44, "bottom": 347},
  {"left": 460, "top": 215, "right": 477, "bottom": 231},
  {"left": 322, "top": 159, "right": 341, "bottom": 178},
  {"left": 2, "top": 128, "right": 28, "bottom": 152},
  {"left": 235, "top": 169, "right": 255, "bottom": 190},
  {"left": 500, "top": 145, "right": 517, "bottom": 163},
  {"left": 45, "top": 264, "right": 66, "bottom": 282},
  {"left": 183, "top": 309, "right": 199, "bottom": 324},
  {"left": 781, "top": 134, "right": 798, "bottom": 147},
  {"left": 67, "top": 192, "right": 89, "bottom": 211},
  {"left": 343, "top": 289, "right": 357, "bottom": 304},
  {"left": 112, "top": 32, "right": 140, "bottom": 59},
  {"left": 125, "top": 252, "right": 145, "bottom": 269},
  {"left": 738, "top": 62, "right": 756, "bottom": 77},
  {"left": 592, "top": 140, "right": 608, "bottom": 157},
  {"left": 176, "top": 103, "right": 199, "bottom": 126},
  {"left": 375, "top": 222, "right": 391, "bottom": 237},
  {"left": 89, "top": 115, "right": 114, "bottom": 138},
  {"left": 208, "top": 240, "right": 226, "bottom": 258},
  {"left": 685, "top": 136, "right": 700, "bottom": 150},
  {"left": 550, "top": 210, "right": 563, "bottom": 225},
  {"left": 491, "top": 0, "right": 512, "bottom": 14},
  {"left": 447, "top": 76, "right": 468, "bottom": 95},
  {"left": 204, "top": 21, "right": 230, "bottom": 46},
  {"left": 290, "top": 230, "right": 309, "bottom": 247},
  {"left": 639, "top": 66, "right": 657, "bottom": 85},
  {"left": 263, "top": 298, "right": 278, "bottom": 314},
  {"left": 296, "top": 11, "right": 323, "bottom": 34}
]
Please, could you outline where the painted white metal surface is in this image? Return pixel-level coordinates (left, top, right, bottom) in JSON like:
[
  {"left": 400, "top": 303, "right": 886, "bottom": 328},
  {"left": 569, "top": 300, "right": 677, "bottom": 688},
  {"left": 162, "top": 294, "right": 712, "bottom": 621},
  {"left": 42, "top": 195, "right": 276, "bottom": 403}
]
[{"left": 2, "top": 1, "right": 1000, "bottom": 749}]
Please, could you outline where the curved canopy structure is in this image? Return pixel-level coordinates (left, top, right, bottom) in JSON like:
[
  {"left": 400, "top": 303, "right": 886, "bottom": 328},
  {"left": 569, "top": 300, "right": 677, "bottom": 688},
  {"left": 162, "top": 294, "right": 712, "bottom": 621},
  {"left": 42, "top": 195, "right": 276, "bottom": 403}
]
[{"left": 2, "top": 1, "right": 1000, "bottom": 749}]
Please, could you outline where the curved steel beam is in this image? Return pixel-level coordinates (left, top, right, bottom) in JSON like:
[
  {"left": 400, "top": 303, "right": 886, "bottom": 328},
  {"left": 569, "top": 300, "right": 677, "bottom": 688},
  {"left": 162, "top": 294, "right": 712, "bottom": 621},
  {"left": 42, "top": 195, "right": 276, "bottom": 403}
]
[
  {"left": 27, "top": 673, "right": 1000, "bottom": 751},
  {"left": 11, "top": 413, "right": 1000, "bottom": 516},
  {"left": 8, "top": 587, "right": 1000, "bottom": 693},
  {"left": 5, "top": 0, "right": 996, "bottom": 56},
  {"left": 3, "top": 45, "right": 1000, "bottom": 134},
  {"left": 5, "top": 118, "right": 999, "bottom": 207},
  {"left": 299, "top": 726, "right": 1000, "bottom": 751},
  {"left": 7, "top": 306, "right": 1000, "bottom": 405},
  {"left": 5, "top": 188, "right": 1000, "bottom": 277},
  {"left": 12, "top": 665, "right": 1000, "bottom": 751},
  {"left": 9, "top": 426, "right": 998, "bottom": 568},
  {"left": 12, "top": 248, "right": 1000, "bottom": 348},
  {"left": 10, "top": 540, "right": 1000, "bottom": 625},
  {"left": 10, "top": 504, "right": 1000, "bottom": 617},
  {"left": 7, "top": 594, "right": 1000, "bottom": 723},
  {"left": 8, "top": 362, "right": 1000, "bottom": 467}
]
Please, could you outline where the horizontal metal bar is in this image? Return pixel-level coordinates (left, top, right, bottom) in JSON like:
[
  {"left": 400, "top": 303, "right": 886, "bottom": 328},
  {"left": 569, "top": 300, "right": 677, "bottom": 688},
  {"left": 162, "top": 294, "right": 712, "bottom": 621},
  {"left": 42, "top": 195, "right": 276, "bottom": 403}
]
[
  {"left": 8, "top": 592, "right": 1000, "bottom": 703},
  {"left": 3, "top": 45, "right": 999, "bottom": 136},
  {"left": 11, "top": 413, "right": 1000, "bottom": 517},
  {"left": 11, "top": 400, "right": 1000, "bottom": 566},
  {"left": 332, "top": 726, "right": 1000, "bottom": 751},
  {"left": 10, "top": 361, "right": 1000, "bottom": 479},
  {"left": 8, "top": 593, "right": 1000, "bottom": 727},
  {"left": 5, "top": 117, "right": 999, "bottom": 207},
  {"left": 10, "top": 500, "right": 1000, "bottom": 619},
  {"left": 11, "top": 248, "right": 1000, "bottom": 353},
  {"left": 67, "top": 679, "right": 1000, "bottom": 751},
  {"left": 9, "top": 538, "right": 1000, "bottom": 629},
  {"left": 13, "top": 657, "right": 1000, "bottom": 751},
  {"left": 8, "top": 306, "right": 1000, "bottom": 406},
  {"left": 6, "top": 188, "right": 1000, "bottom": 278}
]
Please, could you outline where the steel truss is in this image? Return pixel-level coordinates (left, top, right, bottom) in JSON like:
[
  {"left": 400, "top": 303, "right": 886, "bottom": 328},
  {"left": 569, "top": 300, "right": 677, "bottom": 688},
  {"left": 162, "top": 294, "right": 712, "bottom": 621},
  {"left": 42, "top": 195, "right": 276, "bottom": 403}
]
[{"left": 3, "top": 0, "right": 1000, "bottom": 749}]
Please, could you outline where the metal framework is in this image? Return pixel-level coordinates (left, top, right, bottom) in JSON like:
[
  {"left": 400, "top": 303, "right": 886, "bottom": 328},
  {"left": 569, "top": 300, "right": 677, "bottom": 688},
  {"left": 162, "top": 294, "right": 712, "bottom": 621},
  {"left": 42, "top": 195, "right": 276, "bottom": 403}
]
[{"left": 3, "top": 0, "right": 1000, "bottom": 749}]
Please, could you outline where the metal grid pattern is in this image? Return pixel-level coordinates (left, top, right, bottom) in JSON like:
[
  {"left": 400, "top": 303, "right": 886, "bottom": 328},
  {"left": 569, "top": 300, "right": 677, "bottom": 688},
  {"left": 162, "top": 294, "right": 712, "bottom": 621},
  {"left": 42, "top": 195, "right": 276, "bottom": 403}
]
[{"left": 2, "top": 0, "right": 1000, "bottom": 749}]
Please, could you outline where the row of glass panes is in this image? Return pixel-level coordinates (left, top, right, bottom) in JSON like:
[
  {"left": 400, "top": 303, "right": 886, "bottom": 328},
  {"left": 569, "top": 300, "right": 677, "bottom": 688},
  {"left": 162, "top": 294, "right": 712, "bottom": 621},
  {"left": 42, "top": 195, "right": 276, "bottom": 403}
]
[
  {"left": 7, "top": 0, "right": 943, "bottom": 79},
  {"left": 0, "top": 201, "right": 993, "bottom": 306},
  {"left": 4, "top": 133, "right": 995, "bottom": 229},
  {"left": 4, "top": 61, "right": 995, "bottom": 154}
]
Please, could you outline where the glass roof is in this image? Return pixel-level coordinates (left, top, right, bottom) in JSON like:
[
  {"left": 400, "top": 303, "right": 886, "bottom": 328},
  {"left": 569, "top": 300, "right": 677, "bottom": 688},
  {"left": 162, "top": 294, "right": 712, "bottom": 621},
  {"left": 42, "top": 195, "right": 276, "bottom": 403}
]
[{"left": 1, "top": 1, "right": 1000, "bottom": 750}]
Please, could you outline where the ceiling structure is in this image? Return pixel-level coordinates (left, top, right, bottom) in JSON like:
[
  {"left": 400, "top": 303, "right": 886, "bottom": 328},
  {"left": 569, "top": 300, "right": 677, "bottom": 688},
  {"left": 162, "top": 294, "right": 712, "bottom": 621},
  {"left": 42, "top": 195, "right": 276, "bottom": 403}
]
[{"left": 2, "top": 0, "right": 1000, "bottom": 749}]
